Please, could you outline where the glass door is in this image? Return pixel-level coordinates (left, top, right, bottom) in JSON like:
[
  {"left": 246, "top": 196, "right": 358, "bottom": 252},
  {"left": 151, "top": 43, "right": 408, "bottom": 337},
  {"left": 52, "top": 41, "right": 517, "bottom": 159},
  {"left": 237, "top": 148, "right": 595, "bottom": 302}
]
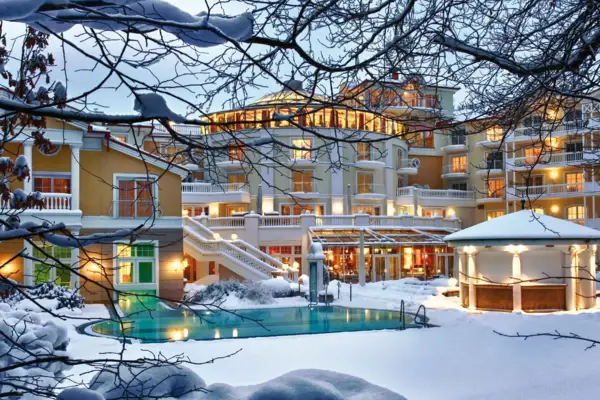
[
  {"left": 435, "top": 253, "right": 454, "bottom": 277},
  {"left": 373, "top": 255, "right": 386, "bottom": 282},
  {"left": 389, "top": 256, "right": 400, "bottom": 280}
]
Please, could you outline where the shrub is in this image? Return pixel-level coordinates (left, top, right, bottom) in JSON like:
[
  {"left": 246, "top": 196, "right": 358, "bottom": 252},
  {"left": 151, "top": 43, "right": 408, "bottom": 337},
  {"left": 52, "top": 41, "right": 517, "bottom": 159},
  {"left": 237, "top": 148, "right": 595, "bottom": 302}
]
[
  {"left": 186, "top": 279, "right": 274, "bottom": 304},
  {"left": 3, "top": 282, "right": 84, "bottom": 310}
]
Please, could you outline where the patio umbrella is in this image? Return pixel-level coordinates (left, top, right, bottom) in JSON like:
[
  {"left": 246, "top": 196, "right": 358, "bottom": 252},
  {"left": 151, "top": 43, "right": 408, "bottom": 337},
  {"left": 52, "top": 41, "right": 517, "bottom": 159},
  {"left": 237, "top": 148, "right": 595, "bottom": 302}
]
[
  {"left": 257, "top": 184, "right": 263, "bottom": 215},
  {"left": 345, "top": 184, "right": 352, "bottom": 215}
]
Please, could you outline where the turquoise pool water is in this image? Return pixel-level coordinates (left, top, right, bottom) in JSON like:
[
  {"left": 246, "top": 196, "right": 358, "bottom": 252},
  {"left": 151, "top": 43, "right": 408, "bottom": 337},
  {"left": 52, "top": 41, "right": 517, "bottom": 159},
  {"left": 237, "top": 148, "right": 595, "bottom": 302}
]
[{"left": 91, "top": 301, "right": 418, "bottom": 342}]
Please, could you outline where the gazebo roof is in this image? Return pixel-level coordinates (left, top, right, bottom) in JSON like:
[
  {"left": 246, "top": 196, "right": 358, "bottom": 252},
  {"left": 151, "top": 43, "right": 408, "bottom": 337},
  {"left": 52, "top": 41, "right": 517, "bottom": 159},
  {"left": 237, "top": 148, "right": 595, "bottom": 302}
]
[{"left": 444, "top": 210, "right": 600, "bottom": 245}]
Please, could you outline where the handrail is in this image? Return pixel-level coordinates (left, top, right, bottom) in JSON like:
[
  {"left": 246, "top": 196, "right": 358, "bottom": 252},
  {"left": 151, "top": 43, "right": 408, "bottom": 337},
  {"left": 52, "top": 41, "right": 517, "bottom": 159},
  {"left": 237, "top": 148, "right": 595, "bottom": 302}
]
[
  {"left": 415, "top": 304, "right": 428, "bottom": 328},
  {"left": 184, "top": 217, "right": 285, "bottom": 274},
  {"left": 399, "top": 300, "right": 406, "bottom": 330}
]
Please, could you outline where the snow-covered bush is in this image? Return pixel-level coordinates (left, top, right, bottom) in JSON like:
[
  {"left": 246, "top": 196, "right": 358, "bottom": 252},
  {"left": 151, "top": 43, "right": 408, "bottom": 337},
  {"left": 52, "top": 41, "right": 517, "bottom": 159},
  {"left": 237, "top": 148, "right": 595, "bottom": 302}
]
[
  {"left": 258, "top": 278, "right": 293, "bottom": 298},
  {"left": 87, "top": 363, "right": 206, "bottom": 400},
  {"left": 2, "top": 282, "right": 84, "bottom": 310},
  {"left": 68, "top": 368, "right": 406, "bottom": 399},
  {"left": 0, "top": 304, "right": 71, "bottom": 396},
  {"left": 185, "top": 279, "right": 273, "bottom": 305}
]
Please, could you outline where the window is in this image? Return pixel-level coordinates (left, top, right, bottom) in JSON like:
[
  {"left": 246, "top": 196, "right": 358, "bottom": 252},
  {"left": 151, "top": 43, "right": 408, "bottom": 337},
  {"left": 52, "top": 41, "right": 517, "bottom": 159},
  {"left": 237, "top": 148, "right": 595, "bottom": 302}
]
[
  {"left": 261, "top": 245, "right": 302, "bottom": 270},
  {"left": 487, "top": 179, "right": 504, "bottom": 198},
  {"left": 291, "top": 139, "right": 312, "bottom": 160},
  {"left": 116, "top": 243, "right": 155, "bottom": 284},
  {"left": 421, "top": 208, "right": 445, "bottom": 217},
  {"left": 357, "top": 172, "right": 374, "bottom": 194},
  {"left": 524, "top": 147, "right": 543, "bottom": 165},
  {"left": 408, "top": 131, "right": 434, "bottom": 148},
  {"left": 117, "top": 178, "right": 154, "bottom": 218},
  {"left": 32, "top": 245, "right": 72, "bottom": 287},
  {"left": 357, "top": 143, "right": 373, "bottom": 161},
  {"left": 228, "top": 144, "right": 245, "bottom": 161},
  {"left": 486, "top": 126, "right": 503, "bottom": 141},
  {"left": 113, "top": 135, "right": 127, "bottom": 143},
  {"left": 487, "top": 210, "right": 504, "bottom": 220},
  {"left": 451, "top": 155, "right": 467, "bottom": 173},
  {"left": 158, "top": 144, "right": 187, "bottom": 164},
  {"left": 450, "top": 129, "right": 467, "bottom": 145},
  {"left": 566, "top": 205, "right": 585, "bottom": 222},
  {"left": 352, "top": 205, "right": 381, "bottom": 215},
  {"left": 183, "top": 206, "right": 208, "bottom": 217},
  {"left": 565, "top": 142, "right": 583, "bottom": 162},
  {"left": 523, "top": 175, "right": 543, "bottom": 187},
  {"left": 485, "top": 152, "right": 503, "bottom": 170},
  {"left": 565, "top": 172, "right": 584, "bottom": 192},
  {"left": 226, "top": 205, "right": 248, "bottom": 216},
  {"left": 524, "top": 115, "right": 543, "bottom": 127},
  {"left": 564, "top": 109, "right": 580, "bottom": 122},
  {"left": 228, "top": 174, "right": 245, "bottom": 186},
  {"left": 532, "top": 207, "right": 544, "bottom": 214},
  {"left": 33, "top": 174, "right": 71, "bottom": 194},
  {"left": 450, "top": 182, "right": 468, "bottom": 191},
  {"left": 281, "top": 204, "right": 324, "bottom": 216},
  {"left": 292, "top": 171, "right": 314, "bottom": 192}
]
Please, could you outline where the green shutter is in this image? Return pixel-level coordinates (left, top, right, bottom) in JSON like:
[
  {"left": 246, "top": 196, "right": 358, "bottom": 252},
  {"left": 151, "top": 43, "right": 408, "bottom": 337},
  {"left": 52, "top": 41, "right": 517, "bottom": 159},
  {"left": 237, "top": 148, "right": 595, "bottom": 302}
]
[{"left": 138, "top": 262, "right": 153, "bottom": 283}]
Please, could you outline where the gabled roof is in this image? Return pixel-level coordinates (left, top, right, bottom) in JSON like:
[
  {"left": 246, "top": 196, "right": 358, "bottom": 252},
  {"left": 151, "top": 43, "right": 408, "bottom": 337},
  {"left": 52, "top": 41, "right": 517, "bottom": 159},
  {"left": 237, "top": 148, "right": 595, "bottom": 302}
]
[
  {"left": 107, "top": 137, "right": 189, "bottom": 178},
  {"left": 444, "top": 210, "right": 600, "bottom": 245}
]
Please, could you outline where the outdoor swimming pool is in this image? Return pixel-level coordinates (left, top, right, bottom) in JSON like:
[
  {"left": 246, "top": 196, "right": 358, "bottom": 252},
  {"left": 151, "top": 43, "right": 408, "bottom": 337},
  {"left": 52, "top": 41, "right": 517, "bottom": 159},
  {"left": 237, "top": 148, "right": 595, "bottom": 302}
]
[{"left": 89, "top": 300, "right": 421, "bottom": 342}]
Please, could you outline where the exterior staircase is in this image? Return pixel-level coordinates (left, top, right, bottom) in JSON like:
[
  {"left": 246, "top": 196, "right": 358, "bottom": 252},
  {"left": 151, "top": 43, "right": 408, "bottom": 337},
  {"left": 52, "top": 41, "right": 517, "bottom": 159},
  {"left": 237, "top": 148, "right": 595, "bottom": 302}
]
[{"left": 183, "top": 217, "right": 289, "bottom": 281}]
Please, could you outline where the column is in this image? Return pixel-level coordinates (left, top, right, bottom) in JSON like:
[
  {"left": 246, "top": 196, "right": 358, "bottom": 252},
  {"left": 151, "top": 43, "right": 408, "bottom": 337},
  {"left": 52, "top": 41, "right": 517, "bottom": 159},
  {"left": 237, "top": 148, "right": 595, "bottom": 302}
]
[
  {"left": 587, "top": 246, "right": 597, "bottom": 309},
  {"left": 358, "top": 229, "right": 365, "bottom": 286},
  {"left": 23, "top": 240, "right": 33, "bottom": 286},
  {"left": 331, "top": 143, "right": 344, "bottom": 214},
  {"left": 260, "top": 131, "right": 274, "bottom": 212},
  {"left": 70, "top": 145, "right": 81, "bottom": 210},
  {"left": 565, "top": 249, "right": 577, "bottom": 311},
  {"left": 24, "top": 144, "right": 33, "bottom": 193},
  {"left": 512, "top": 253, "right": 522, "bottom": 312},
  {"left": 384, "top": 141, "right": 396, "bottom": 215},
  {"left": 70, "top": 230, "right": 80, "bottom": 291},
  {"left": 467, "top": 249, "right": 477, "bottom": 311}
]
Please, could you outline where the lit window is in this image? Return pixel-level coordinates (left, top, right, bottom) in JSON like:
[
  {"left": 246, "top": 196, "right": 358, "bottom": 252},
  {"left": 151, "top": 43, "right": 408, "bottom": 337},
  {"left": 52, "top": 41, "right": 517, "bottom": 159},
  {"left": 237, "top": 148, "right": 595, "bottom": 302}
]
[
  {"left": 117, "top": 179, "right": 154, "bottom": 218},
  {"left": 487, "top": 179, "right": 505, "bottom": 198},
  {"left": 291, "top": 139, "right": 312, "bottom": 160},
  {"left": 32, "top": 244, "right": 72, "bottom": 287},
  {"left": 357, "top": 172, "right": 374, "bottom": 194},
  {"left": 113, "top": 135, "right": 127, "bottom": 143},
  {"left": 357, "top": 143, "right": 373, "bottom": 161},
  {"left": 33, "top": 175, "right": 71, "bottom": 194},
  {"left": 451, "top": 155, "right": 467, "bottom": 173},
  {"left": 116, "top": 243, "right": 155, "bottom": 285},
  {"left": 486, "top": 210, "right": 504, "bottom": 220},
  {"left": 565, "top": 172, "right": 584, "bottom": 192},
  {"left": 566, "top": 205, "right": 585, "bottom": 222},
  {"left": 228, "top": 144, "right": 245, "bottom": 161}
]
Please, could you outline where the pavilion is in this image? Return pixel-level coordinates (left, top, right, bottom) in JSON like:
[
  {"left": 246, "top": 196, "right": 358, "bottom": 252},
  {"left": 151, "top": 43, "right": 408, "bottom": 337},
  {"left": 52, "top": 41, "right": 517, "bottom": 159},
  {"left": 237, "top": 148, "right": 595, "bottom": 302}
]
[{"left": 444, "top": 210, "right": 600, "bottom": 312}]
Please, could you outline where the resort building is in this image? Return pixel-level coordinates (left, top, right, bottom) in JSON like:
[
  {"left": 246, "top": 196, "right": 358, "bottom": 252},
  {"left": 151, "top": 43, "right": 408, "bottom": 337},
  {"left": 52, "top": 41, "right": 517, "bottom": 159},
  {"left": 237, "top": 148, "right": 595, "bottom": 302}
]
[{"left": 0, "top": 117, "right": 188, "bottom": 302}]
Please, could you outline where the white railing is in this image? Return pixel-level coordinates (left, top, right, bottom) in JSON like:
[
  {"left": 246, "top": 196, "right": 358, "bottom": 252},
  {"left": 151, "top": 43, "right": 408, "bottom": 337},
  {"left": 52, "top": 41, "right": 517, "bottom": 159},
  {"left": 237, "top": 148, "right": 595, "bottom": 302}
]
[
  {"left": 184, "top": 217, "right": 283, "bottom": 277},
  {"left": 396, "top": 186, "right": 475, "bottom": 200},
  {"left": 316, "top": 215, "right": 355, "bottom": 226},
  {"left": 513, "top": 151, "right": 584, "bottom": 167},
  {"left": 515, "top": 183, "right": 584, "bottom": 197},
  {"left": 355, "top": 151, "right": 382, "bottom": 162},
  {"left": 356, "top": 183, "right": 385, "bottom": 195},
  {"left": 444, "top": 135, "right": 467, "bottom": 147},
  {"left": 442, "top": 164, "right": 468, "bottom": 175},
  {"left": 290, "top": 182, "right": 319, "bottom": 193},
  {"left": 481, "top": 129, "right": 503, "bottom": 142},
  {"left": 259, "top": 216, "right": 300, "bottom": 226},
  {"left": 42, "top": 193, "right": 72, "bottom": 210},
  {"left": 182, "top": 182, "right": 247, "bottom": 193},
  {"left": 396, "top": 158, "right": 420, "bottom": 170},
  {"left": 513, "top": 120, "right": 589, "bottom": 138},
  {"left": 206, "top": 217, "right": 245, "bottom": 228}
]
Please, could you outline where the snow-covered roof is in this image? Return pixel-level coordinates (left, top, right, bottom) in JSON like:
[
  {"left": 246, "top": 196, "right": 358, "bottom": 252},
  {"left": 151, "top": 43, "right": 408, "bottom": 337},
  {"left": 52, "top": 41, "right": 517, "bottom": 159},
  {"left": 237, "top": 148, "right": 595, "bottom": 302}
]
[{"left": 444, "top": 210, "right": 600, "bottom": 245}]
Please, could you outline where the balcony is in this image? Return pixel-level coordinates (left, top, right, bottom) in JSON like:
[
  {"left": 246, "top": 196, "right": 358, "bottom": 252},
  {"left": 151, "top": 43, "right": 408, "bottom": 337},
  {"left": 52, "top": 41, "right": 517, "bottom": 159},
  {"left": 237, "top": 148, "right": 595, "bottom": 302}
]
[
  {"left": 441, "top": 135, "right": 468, "bottom": 152},
  {"left": 475, "top": 190, "right": 505, "bottom": 204},
  {"left": 475, "top": 160, "right": 504, "bottom": 176},
  {"left": 511, "top": 182, "right": 591, "bottom": 200},
  {"left": 396, "top": 158, "right": 421, "bottom": 175},
  {"left": 0, "top": 192, "right": 81, "bottom": 227},
  {"left": 509, "top": 120, "right": 590, "bottom": 142},
  {"left": 216, "top": 159, "right": 244, "bottom": 171},
  {"left": 289, "top": 181, "right": 320, "bottom": 199},
  {"left": 182, "top": 182, "right": 250, "bottom": 204},
  {"left": 354, "top": 151, "right": 385, "bottom": 169},
  {"left": 476, "top": 131, "right": 504, "bottom": 148},
  {"left": 396, "top": 186, "right": 476, "bottom": 207},
  {"left": 354, "top": 183, "right": 386, "bottom": 201},
  {"left": 510, "top": 151, "right": 586, "bottom": 170},
  {"left": 441, "top": 163, "right": 468, "bottom": 179}
]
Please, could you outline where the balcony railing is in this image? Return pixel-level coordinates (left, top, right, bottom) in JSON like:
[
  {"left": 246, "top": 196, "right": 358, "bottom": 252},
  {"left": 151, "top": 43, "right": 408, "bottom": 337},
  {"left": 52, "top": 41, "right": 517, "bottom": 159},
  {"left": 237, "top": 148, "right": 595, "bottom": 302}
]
[
  {"left": 513, "top": 151, "right": 584, "bottom": 167},
  {"left": 443, "top": 135, "right": 467, "bottom": 147},
  {"left": 355, "top": 151, "right": 382, "bottom": 162},
  {"left": 43, "top": 193, "right": 72, "bottom": 210},
  {"left": 477, "top": 160, "right": 504, "bottom": 170},
  {"left": 356, "top": 183, "right": 385, "bottom": 194},
  {"left": 513, "top": 120, "right": 589, "bottom": 138},
  {"left": 260, "top": 216, "right": 300, "bottom": 226},
  {"left": 291, "top": 182, "right": 319, "bottom": 193},
  {"left": 442, "top": 164, "right": 468, "bottom": 175},
  {"left": 182, "top": 182, "right": 248, "bottom": 193},
  {"left": 514, "top": 183, "right": 584, "bottom": 197},
  {"left": 396, "top": 186, "right": 475, "bottom": 200}
]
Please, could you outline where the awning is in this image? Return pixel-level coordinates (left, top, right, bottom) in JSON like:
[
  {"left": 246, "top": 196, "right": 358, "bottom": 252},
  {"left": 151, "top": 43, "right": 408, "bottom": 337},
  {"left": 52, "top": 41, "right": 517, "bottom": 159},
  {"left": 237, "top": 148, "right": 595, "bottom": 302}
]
[{"left": 309, "top": 227, "right": 449, "bottom": 246}]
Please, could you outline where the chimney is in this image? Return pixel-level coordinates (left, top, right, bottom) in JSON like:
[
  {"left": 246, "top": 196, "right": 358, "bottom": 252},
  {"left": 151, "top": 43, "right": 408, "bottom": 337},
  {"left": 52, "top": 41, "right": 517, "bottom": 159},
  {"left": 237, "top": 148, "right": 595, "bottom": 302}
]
[{"left": 391, "top": 71, "right": 399, "bottom": 80}]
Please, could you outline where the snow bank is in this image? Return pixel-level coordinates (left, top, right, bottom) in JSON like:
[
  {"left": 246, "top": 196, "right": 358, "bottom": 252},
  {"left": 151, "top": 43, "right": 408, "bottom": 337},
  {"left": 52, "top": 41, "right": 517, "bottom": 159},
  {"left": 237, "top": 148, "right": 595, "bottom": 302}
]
[
  {"left": 185, "top": 280, "right": 274, "bottom": 305},
  {"left": 69, "top": 368, "right": 406, "bottom": 399},
  {"left": 2, "top": 282, "right": 84, "bottom": 310},
  {"left": 0, "top": 304, "right": 71, "bottom": 395}
]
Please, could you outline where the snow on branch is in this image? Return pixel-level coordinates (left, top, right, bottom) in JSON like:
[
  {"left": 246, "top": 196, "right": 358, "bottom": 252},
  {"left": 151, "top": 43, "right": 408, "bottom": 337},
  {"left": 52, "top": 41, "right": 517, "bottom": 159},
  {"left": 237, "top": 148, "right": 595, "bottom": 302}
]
[{"left": 3, "top": 0, "right": 254, "bottom": 48}]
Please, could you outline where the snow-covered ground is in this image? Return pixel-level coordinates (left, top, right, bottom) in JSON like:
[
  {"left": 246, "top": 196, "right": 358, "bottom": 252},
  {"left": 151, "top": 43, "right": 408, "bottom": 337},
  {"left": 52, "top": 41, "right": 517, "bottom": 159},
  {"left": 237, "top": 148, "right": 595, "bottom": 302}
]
[{"left": 28, "top": 280, "right": 600, "bottom": 399}]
